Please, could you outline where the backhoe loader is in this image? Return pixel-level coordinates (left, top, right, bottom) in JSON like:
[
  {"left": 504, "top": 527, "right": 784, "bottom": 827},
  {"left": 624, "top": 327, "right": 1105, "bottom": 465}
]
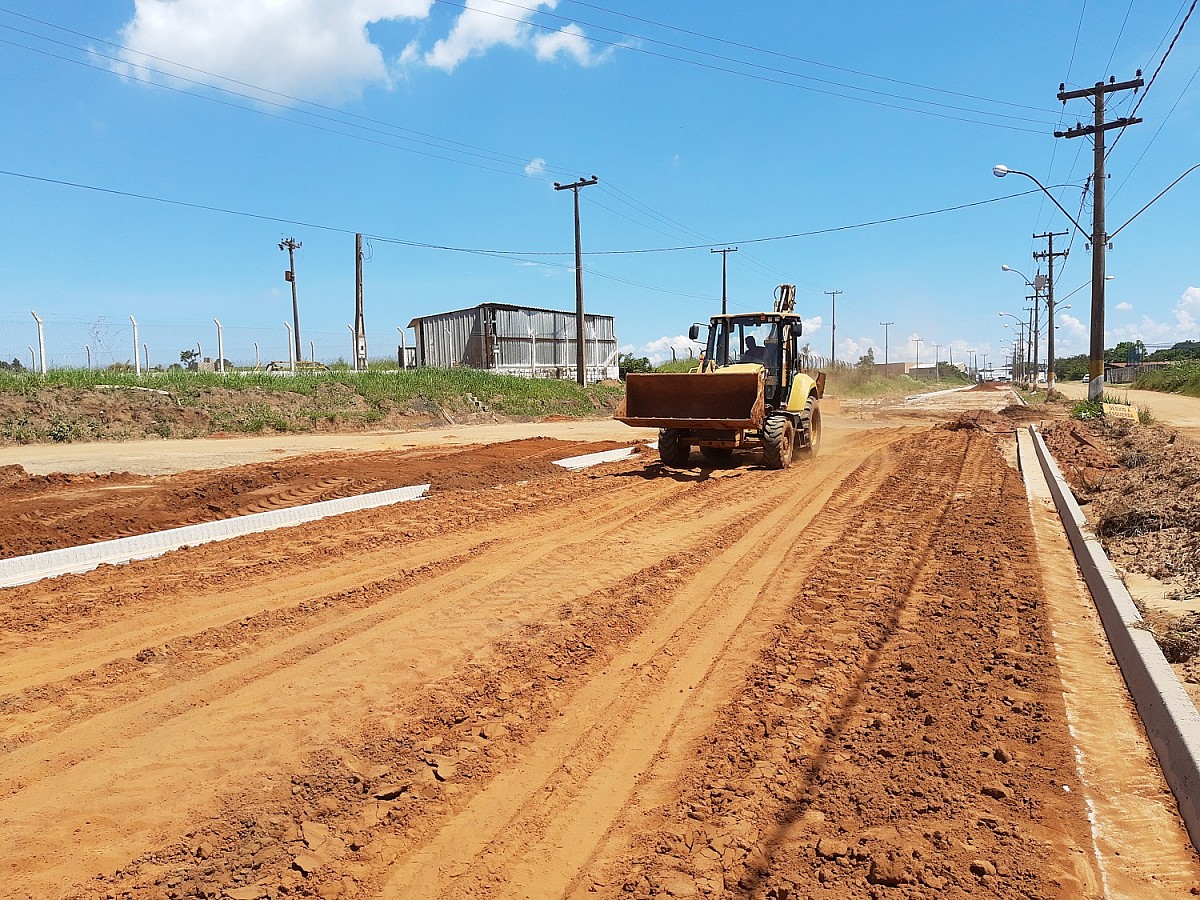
[{"left": 615, "top": 285, "right": 824, "bottom": 469}]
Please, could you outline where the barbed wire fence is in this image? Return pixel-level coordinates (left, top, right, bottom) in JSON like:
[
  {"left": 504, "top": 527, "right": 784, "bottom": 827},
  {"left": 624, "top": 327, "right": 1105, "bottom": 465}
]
[{"left": 0, "top": 313, "right": 417, "bottom": 373}]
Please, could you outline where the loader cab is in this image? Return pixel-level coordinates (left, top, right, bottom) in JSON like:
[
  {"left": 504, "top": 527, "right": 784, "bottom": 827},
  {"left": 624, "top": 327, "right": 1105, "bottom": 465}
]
[{"left": 703, "top": 313, "right": 804, "bottom": 406}]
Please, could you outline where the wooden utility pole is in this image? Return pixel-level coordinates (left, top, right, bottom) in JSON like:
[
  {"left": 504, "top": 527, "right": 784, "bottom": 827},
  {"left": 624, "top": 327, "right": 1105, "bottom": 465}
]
[
  {"left": 710, "top": 247, "right": 737, "bottom": 315},
  {"left": 880, "top": 321, "right": 894, "bottom": 368},
  {"left": 354, "top": 233, "right": 368, "bottom": 372},
  {"left": 553, "top": 176, "right": 598, "bottom": 385},
  {"left": 1055, "top": 74, "right": 1143, "bottom": 400},
  {"left": 279, "top": 236, "right": 303, "bottom": 360},
  {"left": 825, "top": 290, "right": 842, "bottom": 362},
  {"left": 1034, "top": 230, "right": 1068, "bottom": 393}
]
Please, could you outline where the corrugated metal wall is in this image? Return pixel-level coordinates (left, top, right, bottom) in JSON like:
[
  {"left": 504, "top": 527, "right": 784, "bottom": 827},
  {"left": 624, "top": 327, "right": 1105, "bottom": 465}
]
[{"left": 413, "top": 304, "right": 618, "bottom": 381}]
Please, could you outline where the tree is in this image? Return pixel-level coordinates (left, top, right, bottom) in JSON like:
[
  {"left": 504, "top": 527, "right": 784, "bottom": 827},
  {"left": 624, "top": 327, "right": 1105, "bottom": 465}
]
[
  {"left": 1106, "top": 340, "right": 1147, "bottom": 364},
  {"left": 856, "top": 348, "right": 876, "bottom": 370},
  {"left": 180, "top": 349, "right": 200, "bottom": 367},
  {"left": 618, "top": 353, "right": 653, "bottom": 378}
]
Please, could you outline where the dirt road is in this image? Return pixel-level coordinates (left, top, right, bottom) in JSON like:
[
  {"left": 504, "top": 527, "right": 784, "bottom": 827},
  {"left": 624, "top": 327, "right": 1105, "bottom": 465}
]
[
  {"left": 1056, "top": 380, "right": 1200, "bottom": 440},
  {"left": 1, "top": 394, "right": 1197, "bottom": 898}
]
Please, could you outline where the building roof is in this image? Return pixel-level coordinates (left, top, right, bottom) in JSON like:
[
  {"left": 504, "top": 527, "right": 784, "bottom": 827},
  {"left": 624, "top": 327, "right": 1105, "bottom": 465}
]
[{"left": 408, "top": 301, "right": 612, "bottom": 329}]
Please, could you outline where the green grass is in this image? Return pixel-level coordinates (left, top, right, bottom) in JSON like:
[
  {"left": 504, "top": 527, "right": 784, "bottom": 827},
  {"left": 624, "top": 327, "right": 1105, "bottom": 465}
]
[
  {"left": 823, "top": 368, "right": 971, "bottom": 398},
  {"left": 0, "top": 367, "right": 623, "bottom": 431},
  {"left": 1133, "top": 361, "right": 1200, "bottom": 397}
]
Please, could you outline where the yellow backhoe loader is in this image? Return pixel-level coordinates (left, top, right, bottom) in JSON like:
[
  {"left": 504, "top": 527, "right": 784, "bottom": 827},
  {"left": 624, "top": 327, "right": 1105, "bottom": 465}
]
[{"left": 615, "top": 285, "right": 824, "bottom": 469}]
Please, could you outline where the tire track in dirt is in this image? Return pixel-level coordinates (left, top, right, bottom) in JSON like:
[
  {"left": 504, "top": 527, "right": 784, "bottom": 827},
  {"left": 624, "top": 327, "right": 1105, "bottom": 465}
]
[
  {"left": 375, "top": 432, "right": 905, "bottom": 898},
  {"left": 0, "top": 431, "right": 904, "bottom": 896},
  {"left": 576, "top": 429, "right": 1104, "bottom": 898}
]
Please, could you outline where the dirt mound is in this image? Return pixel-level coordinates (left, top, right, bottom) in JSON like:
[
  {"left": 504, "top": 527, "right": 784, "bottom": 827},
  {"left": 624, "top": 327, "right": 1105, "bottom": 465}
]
[
  {"left": 0, "top": 438, "right": 627, "bottom": 559},
  {"left": 1045, "top": 420, "right": 1200, "bottom": 585},
  {"left": 967, "top": 380, "right": 1005, "bottom": 391},
  {"left": 937, "top": 410, "right": 1019, "bottom": 432}
]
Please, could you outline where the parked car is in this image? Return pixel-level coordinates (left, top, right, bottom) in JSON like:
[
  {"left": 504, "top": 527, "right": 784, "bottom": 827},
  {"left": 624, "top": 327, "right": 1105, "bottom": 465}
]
[{"left": 1082, "top": 374, "right": 1090, "bottom": 383}]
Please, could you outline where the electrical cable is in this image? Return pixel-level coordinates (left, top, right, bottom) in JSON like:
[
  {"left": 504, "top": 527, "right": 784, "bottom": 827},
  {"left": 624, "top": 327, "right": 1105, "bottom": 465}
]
[{"left": 430, "top": 0, "right": 1058, "bottom": 131}]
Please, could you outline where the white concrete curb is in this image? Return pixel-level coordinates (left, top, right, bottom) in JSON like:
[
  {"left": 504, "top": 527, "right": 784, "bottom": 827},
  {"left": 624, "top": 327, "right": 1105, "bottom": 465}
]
[
  {"left": 1027, "top": 424, "right": 1200, "bottom": 849},
  {"left": 904, "top": 386, "right": 973, "bottom": 402},
  {"left": 553, "top": 447, "right": 640, "bottom": 470},
  {"left": 0, "top": 484, "right": 430, "bottom": 589}
]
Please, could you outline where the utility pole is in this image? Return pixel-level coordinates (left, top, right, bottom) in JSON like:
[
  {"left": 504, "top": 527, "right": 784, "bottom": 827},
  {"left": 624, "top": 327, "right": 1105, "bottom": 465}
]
[
  {"left": 825, "top": 290, "right": 842, "bottom": 362},
  {"left": 711, "top": 247, "right": 737, "bottom": 315},
  {"left": 1034, "top": 230, "right": 1069, "bottom": 393},
  {"left": 913, "top": 337, "right": 922, "bottom": 377},
  {"left": 279, "top": 236, "right": 303, "bottom": 361},
  {"left": 1026, "top": 302, "right": 1035, "bottom": 386},
  {"left": 354, "top": 233, "right": 368, "bottom": 372},
  {"left": 880, "top": 321, "right": 894, "bottom": 369},
  {"left": 554, "top": 176, "right": 598, "bottom": 385},
  {"left": 933, "top": 343, "right": 941, "bottom": 382},
  {"left": 1055, "top": 74, "right": 1143, "bottom": 400}
]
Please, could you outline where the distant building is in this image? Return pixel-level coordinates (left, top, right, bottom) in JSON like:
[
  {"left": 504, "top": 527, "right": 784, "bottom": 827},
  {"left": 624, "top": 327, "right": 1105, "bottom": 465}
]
[{"left": 407, "top": 302, "right": 619, "bottom": 382}]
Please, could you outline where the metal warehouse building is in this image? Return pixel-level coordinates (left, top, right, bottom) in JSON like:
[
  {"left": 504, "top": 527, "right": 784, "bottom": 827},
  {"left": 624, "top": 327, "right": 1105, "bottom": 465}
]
[{"left": 407, "top": 303, "right": 619, "bottom": 382}]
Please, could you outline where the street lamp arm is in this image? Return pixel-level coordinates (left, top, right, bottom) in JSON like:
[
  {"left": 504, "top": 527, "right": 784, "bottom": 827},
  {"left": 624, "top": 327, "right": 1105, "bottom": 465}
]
[
  {"left": 992, "top": 165, "right": 1088, "bottom": 235},
  {"left": 1110, "top": 162, "right": 1200, "bottom": 239}
]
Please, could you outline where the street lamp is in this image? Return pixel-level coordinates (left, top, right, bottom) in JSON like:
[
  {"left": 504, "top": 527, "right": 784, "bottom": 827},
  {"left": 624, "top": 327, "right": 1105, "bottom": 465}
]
[
  {"left": 994, "top": 163, "right": 1104, "bottom": 397},
  {"left": 999, "top": 312, "right": 1028, "bottom": 384},
  {"left": 1001, "top": 264, "right": 1047, "bottom": 389}
]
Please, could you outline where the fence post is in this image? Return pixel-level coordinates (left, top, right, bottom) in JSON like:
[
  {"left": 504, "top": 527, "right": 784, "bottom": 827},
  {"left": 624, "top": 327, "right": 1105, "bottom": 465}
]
[
  {"left": 214, "top": 319, "right": 224, "bottom": 373},
  {"left": 143, "top": 343, "right": 149, "bottom": 373},
  {"left": 254, "top": 341, "right": 260, "bottom": 369},
  {"left": 284, "top": 323, "right": 295, "bottom": 373},
  {"left": 30, "top": 311, "right": 46, "bottom": 374},
  {"left": 85, "top": 344, "right": 91, "bottom": 370},
  {"left": 130, "top": 315, "right": 140, "bottom": 376},
  {"left": 397, "top": 326, "right": 406, "bottom": 370}
]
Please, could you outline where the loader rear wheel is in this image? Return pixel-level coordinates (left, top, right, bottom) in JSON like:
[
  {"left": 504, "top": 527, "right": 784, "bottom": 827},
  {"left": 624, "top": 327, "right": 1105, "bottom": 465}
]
[
  {"left": 699, "top": 446, "right": 733, "bottom": 462},
  {"left": 659, "top": 429, "right": 691, "bottom": 467},
  {"left": 797, "top": 397, "right": 822, "bottom": 459},
  {"left": 761, "top": 415, "right": 794, "bottom": 470}
]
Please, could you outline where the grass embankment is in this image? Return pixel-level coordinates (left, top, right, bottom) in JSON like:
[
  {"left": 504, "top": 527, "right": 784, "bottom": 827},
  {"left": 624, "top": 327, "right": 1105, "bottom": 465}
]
[
  {"left": 1134, "top": 361, "right": 1200, "bottom": 397},
  {"left": 0, "top": 369, "right": 623, "bottom": 444}
]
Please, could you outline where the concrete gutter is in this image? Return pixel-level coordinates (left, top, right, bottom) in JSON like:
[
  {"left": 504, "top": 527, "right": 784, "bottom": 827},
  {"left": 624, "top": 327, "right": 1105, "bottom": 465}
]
[
  {"left": 0, "top": 484, "right": 430, "bottom": 589},
  {"left": 1027, "top": 423, "right": 1200, "bottom": 849}
]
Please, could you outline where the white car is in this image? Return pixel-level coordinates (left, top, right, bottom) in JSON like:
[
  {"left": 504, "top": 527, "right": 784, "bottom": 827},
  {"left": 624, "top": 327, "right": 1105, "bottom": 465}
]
[{"left": 1082, "top": 375, "right": 1091, "bottom": 383}]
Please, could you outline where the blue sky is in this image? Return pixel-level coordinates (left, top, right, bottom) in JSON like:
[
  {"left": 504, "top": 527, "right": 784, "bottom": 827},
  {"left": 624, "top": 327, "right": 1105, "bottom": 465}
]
[{"left": 1, "top": 1, "right": 1198, "bottom": 371}]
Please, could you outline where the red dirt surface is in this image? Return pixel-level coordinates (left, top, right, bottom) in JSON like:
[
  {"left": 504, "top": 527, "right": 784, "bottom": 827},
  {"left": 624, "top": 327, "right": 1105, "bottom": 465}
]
[
  {"left": 0, "top": 419, "right": 1196, "bottom": 898},
  {"left": 0, "top": 438, "right": 628, "bottom": 558}
]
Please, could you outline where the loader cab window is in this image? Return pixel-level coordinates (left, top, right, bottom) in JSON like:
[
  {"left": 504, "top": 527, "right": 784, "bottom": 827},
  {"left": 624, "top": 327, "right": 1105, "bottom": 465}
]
[{"left": 710, "top": 319, "right": 780, "bottom": 367}]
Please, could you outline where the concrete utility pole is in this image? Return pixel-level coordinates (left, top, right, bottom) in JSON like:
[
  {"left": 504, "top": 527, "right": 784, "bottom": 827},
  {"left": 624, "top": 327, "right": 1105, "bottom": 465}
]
[
  {"left": 825, "top": 290, "right": 842, "bottom": 362},
  {"left": 933, "top": 343, "right": 941, "bottom": 382},
  {"left": 880, "top": 321, "right": 894, "bottom": 368},
  {"left": 1034, "top": 230, "right": 1069, "bottom": 393},
  {"left": 913, "top": 337, "right": 922, "bottom": 376},
  {"left": 279, "top": 237, "right": 303, "bottom": 361},
  {"left": 1055, "top": 74, "right": 1143, "bottom": 400},
  {"left": 354, "top": 233, "right": 368, "bottom": 372},
  {"left": 711, "top": 247, "right": 737, "bottom": 315},
  {"left": 553, "top": 176, "right": 598, "bottom": 385}
]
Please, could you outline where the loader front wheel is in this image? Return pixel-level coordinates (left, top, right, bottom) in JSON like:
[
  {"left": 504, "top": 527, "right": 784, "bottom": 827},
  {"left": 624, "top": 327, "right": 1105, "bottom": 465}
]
[
  {"left": 659, "top": 428, "right": 691, "bottom": 467},
  {"left": 762, "top": 415, "right": 794, "bottom": 470},
  {"left": 797, "top": 397, "right": 822, "bottom": 459}
]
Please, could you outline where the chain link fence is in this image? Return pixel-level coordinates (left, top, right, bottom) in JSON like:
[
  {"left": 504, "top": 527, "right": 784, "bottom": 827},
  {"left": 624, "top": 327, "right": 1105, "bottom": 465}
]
[{"left": 0, "top": 313, "right": 417, "bottom": 373}]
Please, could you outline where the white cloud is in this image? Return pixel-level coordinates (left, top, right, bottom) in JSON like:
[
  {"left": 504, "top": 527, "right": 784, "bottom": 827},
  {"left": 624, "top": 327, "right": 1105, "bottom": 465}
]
[
  {"left": 420, "top": 0, "right": 603, "bottom": 72},
  {"left": 114, "top": 0, "right": 434, "bottom": 101},
  {"left": 1115, "top": 302, "right": 1133, "bottom": 312},
  {"left": 1104, "top": 286, "right": 1200, "bottom": 348},
  {"left": 524, "top": 157, "right": 547, "bottom": 176},
  {"left": 533, "top": 24, "right": 609, "bottom": 66},
  {"left": 641, "top": 334, "right": 697, "bottom": 365}
]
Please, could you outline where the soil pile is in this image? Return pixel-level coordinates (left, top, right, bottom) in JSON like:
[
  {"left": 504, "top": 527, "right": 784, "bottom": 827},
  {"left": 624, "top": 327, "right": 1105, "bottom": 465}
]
[{"left": 0, "top": 438, "right": 627, "bottom": 558}]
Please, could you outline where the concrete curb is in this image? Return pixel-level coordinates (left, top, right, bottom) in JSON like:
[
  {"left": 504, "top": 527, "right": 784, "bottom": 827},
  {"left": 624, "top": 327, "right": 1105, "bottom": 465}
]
[
  {"left": 553, "top": 446, "right": 640, "bottom": 470},
  {"left": 1027, "top": 424, "right": 1200, "bottom": 849},
  {"left": 0, "top": 483, "right": 430, "bottom": 589}
]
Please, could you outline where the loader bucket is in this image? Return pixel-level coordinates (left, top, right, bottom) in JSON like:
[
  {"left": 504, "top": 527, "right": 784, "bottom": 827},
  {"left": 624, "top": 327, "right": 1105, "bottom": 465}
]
[{"left": 615, "top": 371, "right": 765, "bottom": 430}]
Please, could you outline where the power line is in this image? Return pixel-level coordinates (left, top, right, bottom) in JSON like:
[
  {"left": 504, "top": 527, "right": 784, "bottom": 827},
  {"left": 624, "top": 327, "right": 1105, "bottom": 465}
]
[
  {"left": 0, "top": 7, "right": 573, "bottom": 179},
  {"left": 431, "top": 0, "right": 1058, "bottom": 131},
  {"left": 559, "top": 0, "right": 1055, "bottom": 114},
  {"left": 0, "top": 166, "right": 1055, "bottom": 259},
  {"left": 1107, "top": 0, "right": 1198, "bottom": 159}
]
